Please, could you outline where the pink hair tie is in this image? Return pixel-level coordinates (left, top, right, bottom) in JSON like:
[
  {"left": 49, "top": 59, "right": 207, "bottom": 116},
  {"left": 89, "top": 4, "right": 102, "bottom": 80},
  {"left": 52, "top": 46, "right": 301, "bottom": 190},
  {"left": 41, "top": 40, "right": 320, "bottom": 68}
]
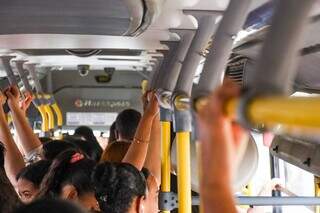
[{"left": 70, "top": 153, "right": 84, "bottom": 164}]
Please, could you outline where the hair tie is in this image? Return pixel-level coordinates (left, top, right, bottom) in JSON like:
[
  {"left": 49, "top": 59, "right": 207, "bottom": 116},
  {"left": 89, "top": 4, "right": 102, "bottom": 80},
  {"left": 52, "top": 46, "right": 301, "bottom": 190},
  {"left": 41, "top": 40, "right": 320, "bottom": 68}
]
[{"left": 70, "top": 153, "right": 84, "bottom": 164}]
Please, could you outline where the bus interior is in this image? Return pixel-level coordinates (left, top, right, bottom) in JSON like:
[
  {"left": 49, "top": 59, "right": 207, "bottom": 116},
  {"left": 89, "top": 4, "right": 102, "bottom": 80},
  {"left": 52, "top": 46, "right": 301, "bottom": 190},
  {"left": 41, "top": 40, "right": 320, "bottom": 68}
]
[{"left": 1, "top": 0, "right": 320, "bottom": 212}]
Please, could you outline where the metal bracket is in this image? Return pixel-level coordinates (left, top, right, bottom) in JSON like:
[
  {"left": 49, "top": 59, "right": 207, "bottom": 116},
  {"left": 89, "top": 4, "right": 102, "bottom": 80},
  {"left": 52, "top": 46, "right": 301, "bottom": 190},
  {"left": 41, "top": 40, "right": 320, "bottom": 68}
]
[
  {"left": 160, "top": 107, "right": 172, "bottom": 122},
  {"left": 173, "top": 109, "right": 192, "bottom": 132},
  {"left": 159, "top": 192, "right": 178, "bottom": 211},
  {"left": 0, "top": 55, "right": 18, "bottom": 85}
]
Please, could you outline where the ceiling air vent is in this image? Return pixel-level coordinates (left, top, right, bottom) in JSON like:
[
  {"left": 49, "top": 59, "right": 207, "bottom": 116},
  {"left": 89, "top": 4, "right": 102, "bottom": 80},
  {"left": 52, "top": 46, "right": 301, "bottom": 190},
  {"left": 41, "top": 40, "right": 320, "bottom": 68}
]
[{"left": 225, "top": 55, "right": 248, "bottom": 85}]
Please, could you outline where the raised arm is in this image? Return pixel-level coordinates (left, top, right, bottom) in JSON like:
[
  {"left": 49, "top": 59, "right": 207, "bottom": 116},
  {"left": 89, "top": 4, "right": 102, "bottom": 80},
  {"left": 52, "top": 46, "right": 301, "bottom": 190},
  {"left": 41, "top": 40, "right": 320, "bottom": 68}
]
[
  {"left": 0, "top": 90, "right": 25, "bottom": 185},
  {"left": 122, "top": 93, "right": 159, "bottom": 170},
  {"left": 197, "top": 81, "right": 248, "bottom": 213},
  {"left": 143, "top": 112, "right": 161, "bottom": 184},
  {"left": 5, "top": 86, "right": 42, "bottom": 155}
]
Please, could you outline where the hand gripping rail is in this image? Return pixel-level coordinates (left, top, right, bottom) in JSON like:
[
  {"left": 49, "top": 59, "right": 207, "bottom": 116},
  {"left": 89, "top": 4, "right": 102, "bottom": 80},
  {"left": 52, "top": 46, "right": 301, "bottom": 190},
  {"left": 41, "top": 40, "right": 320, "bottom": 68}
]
[{"left": 13, "top": 60, "right": 50, "bottom": 133}]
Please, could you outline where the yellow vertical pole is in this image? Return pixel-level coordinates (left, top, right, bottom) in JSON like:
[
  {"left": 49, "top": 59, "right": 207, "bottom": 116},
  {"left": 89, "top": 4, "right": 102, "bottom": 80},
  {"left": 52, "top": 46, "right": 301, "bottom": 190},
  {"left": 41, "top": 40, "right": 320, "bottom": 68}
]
[
  {"left": 161, "top": 121, "right": 171, "bottom": 213},
  {"left": 176, "top": 131, "right": 192, "bottom": 213},
  {"left": 315, "top": 176, "right": 320, "bottom": 213}
]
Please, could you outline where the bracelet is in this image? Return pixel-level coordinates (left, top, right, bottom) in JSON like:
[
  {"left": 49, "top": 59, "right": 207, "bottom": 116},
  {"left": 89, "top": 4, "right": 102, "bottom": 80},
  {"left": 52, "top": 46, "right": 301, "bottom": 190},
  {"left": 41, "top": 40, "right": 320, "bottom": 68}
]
[{"left": 133, "top": 137, "right": 149, "bottom": 144}]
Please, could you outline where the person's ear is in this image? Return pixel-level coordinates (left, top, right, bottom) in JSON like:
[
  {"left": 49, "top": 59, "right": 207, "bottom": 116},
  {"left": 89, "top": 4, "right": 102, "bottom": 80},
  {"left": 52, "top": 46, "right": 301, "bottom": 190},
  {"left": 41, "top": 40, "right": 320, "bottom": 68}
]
[
  {"left": 61, "top": 185, "right": 78, "bottom": 200},
  {"left": 115, "top": 130, "right": 119, "bottom": 140},
  {"left": 136, "top": 196, "right": 146, "bottom": 213}
]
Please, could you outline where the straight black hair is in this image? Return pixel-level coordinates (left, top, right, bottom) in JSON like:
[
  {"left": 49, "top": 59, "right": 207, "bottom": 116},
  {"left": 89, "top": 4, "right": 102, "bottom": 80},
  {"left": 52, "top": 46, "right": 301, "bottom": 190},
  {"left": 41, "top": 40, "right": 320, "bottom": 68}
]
[
  {"left": 16, "top": 160, "right": 51, "bottom": 187},
  {"left": 115, "top": 109, "right": 141, "bottom": 141}
]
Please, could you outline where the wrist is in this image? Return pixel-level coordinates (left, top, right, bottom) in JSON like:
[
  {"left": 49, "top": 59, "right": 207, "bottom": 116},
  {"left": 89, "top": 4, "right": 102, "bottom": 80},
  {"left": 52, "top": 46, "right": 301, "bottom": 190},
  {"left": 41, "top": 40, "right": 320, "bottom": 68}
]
[
  {"left": 0, "top": 107, "right": 5, "bottom": 118},
  {"left": 8, "top": 101, "right": 20, "bottom": 110},
  {"left": 201, "top": 181, "right": 233, "bottom": 197}
]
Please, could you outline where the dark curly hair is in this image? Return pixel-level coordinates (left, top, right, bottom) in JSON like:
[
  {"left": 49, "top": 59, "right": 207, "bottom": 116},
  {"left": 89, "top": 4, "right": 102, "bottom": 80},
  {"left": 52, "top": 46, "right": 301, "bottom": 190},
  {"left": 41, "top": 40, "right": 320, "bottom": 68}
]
[
  {"left": 92, "top": 162, "right": 146, "bottom": 213},
  {"left": 39, "top": 149, "right": 95, "bottom": 198}
]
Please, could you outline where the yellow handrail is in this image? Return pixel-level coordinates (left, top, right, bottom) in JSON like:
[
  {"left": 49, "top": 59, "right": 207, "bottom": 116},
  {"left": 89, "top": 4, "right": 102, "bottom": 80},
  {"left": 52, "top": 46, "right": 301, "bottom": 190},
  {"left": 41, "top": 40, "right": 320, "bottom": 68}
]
[
  {"left": 176, "top": 132, "right": 192, "bottom": 213},
  {"left": 37, "top": 105, "right": 48, "bottom": 132},
  {"left": 44, "top": 105, "right": 55, "bottom": 130},
  {"left": 51, "top": 102, "right": 63, "bottom": 127},
  {"left": 226, "top": 96, "right": 320, "bottom": 130},
  {"left": 161, "top": 121, "right": 171, "bottom": 213}
]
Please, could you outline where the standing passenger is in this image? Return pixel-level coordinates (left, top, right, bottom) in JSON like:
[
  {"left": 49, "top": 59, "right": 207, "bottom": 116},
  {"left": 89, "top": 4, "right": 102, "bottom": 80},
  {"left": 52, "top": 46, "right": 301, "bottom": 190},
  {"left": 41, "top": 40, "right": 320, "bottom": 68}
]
[{"left": 39, "top": 149, "right": 100, "bottom": 211}]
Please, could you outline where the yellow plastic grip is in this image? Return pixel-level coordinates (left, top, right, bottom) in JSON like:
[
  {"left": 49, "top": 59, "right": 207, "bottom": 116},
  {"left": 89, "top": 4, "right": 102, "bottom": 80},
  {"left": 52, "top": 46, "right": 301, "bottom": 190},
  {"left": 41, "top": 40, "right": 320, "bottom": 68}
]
[
  {"left": 37, "top": 105, "right": 48, "bottom": 132},
  {"left": 44, "top": 105, "right": 55, "bottom": 130},
  {"left": 226, "top": 96, "right": 320, "bottom": 130},
  {"left": 51, "top": 103, "right": 63, "bottom": 127}
]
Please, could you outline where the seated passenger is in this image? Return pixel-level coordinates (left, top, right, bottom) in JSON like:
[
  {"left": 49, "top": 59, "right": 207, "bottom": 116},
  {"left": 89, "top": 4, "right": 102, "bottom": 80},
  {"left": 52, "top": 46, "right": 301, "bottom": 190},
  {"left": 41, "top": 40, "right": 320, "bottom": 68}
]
[
  {"left": 197, "top": 80, "right": 248, "bottom": 213},
  {"left": 74, "top": 126, "right": 103, "bottom": 160},
  {"left": 39, "top": 149, "right": 99, "bottom": 211},
  {"left": 115, "top": 109, "right": 141, "bottom": 143},
  {"left": 12, "top": 198, "right": 88, "bottom": 213},
  {"left": 92, "top": 162, "right": 146, "bottom": 213},
  {"left": 16, "top": 160, "right": 51, "bottom": 203}
]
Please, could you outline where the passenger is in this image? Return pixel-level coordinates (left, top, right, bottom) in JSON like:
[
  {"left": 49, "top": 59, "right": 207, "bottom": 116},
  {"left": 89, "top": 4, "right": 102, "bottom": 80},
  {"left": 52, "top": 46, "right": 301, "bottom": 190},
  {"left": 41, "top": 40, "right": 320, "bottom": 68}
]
[
  {"left": 0, "top": 142, "right": 21, "bottom": 213},
  {"left": 39, "top": 149, "right": 99, "bottom": 211},
  {"left": 92, "top": 162, "right": 147, "bottom": 213},
  {"left": 0, "top": 89, "right": 25, "bottom": 185},
  {"left": 108, "top": 121, "right": 117, "bottom": 144},
  {"left": 5, "top": 86, "right": 43, "bottom": 165},
  {"left": 12, "top": 198, "right": 88, "bottom": 213},
  {"left": 115, "top": 109, "right": 141, "bottom": 143},
  {"left": 197, "top": 80, "right": 248, "bottom": 213},
  {"left": 42, "top": 140, "right": 77, "bottom": 161},
  {"left": 122, "top": 92, "right": 160, "bottom": 212},
  {"left": 74, "top": 126, "right": 103, "bottom": 160},
  {"left": 65, "top": 136, "right": 102, "bottom": 162},
  {"left": 141, "top": 168, "right": 159, "bottom": 213},
  {"left": 100, "top": 141, "right": 130, "bottom": 163},
  {"left": 16, "top": 160, "right": 51, "bottom": 203}
]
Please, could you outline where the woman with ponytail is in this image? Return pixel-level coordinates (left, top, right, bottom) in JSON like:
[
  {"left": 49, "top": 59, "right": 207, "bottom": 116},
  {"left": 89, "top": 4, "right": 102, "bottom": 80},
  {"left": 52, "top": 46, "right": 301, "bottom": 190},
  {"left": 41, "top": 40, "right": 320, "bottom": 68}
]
[{"left": 39, "top": 149, "right": 100, "bottom": 211}]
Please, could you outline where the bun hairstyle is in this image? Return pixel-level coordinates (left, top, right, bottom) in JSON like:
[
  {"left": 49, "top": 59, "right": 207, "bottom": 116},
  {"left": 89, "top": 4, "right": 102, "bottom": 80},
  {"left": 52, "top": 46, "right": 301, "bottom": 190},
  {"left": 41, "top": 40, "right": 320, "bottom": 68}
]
[
  {"left": 39, "top": 149, "right": 95, "bottom": 198},
  {"left": 92, "top": 162, "right": 146, "bottom": 213}
]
